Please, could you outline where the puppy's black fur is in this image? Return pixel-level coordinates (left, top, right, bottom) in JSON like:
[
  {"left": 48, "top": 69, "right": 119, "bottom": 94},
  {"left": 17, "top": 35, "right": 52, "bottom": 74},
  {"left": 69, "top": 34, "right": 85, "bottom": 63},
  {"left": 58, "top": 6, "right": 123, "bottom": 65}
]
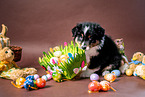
[{"left": 72, "top": 22, "right": 122, "bottom": 75}]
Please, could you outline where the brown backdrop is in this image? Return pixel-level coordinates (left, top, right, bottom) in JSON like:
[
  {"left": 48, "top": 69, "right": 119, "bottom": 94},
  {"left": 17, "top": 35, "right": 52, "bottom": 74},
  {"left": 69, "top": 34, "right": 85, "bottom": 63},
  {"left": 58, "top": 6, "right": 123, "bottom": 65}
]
[{"left": 0, "top": 0, "right": 145, "bottom": 97}]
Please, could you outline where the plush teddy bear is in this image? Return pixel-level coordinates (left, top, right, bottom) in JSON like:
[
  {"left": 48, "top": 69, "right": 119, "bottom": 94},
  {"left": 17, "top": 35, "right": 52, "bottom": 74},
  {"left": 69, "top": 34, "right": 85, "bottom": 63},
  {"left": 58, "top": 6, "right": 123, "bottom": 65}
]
[
  {"left": 135, "top": 55, "right": 145, "bottom": 78},
  {"left": 0, "top": 24, "right": 37, "bottom": 80},
  {"left": 129, "top": 52, "right": 144, "bottom": 72},
  {"left": 114, "top": 38, "right": 129, "bottom": 74}
]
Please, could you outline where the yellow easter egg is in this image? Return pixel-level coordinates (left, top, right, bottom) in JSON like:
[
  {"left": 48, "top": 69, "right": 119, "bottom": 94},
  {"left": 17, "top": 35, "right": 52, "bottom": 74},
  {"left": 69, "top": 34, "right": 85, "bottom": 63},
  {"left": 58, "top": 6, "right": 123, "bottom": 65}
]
[
  {"left": 126, "top": 69, "right": 133, "bottom": 76},
  {"left": 16, "top": 77, "right": 26, "bottom": 86}
]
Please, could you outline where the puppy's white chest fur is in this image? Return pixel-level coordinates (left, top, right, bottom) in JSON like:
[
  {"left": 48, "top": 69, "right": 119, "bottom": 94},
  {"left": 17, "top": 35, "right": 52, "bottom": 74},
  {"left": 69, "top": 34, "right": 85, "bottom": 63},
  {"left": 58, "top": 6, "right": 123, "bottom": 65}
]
[{"left": 85, "top": 46, "right": 99, "bottom": 63}]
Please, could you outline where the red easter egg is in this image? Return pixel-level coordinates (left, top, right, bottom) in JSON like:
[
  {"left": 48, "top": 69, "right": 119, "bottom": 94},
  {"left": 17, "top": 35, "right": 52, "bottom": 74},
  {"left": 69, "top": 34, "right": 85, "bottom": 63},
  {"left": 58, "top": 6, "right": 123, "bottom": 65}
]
[
  {"left": 88, "top": 81, "right": 101, "bottom": 92},
  {"left": 36, "top": 78, "right": 46, "bottom": 88},
  {"left": 100, "top": 81, "right": 110, "bottom": 91}
]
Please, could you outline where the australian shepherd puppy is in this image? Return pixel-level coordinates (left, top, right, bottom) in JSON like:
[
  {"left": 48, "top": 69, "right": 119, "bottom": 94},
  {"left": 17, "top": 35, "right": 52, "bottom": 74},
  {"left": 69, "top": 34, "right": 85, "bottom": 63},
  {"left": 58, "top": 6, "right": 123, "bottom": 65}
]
[{"left": 72, "top": 22, "right": 122, "bottom": 77}]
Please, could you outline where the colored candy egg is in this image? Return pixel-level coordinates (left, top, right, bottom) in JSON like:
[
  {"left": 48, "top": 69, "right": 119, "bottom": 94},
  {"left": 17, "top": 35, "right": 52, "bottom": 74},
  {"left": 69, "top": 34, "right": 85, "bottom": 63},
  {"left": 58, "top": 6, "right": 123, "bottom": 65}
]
[
  {"left": 24, "top": 80, "right": 34, "bottom": 90},
  {"left": 111, "top": 70, "right": 121, "bottom": 77},
  {"left": 34, "top": 74, "right": 39, "bottom": 80},
  {"left": 102, "top": 71, "right": 110, "bottom": 76},
  {"left": 104, "top": 73, "right": 116, "bottom": 82},
  {"left": 53, "top": 46, "right": 60, "bottom": 51},
  {"left": 41, "top": 75, "right": 48, "bottom": 81},
  {"left": 88, "top": 81, "right": 101, "bottom": 92},
  {"left": 126, "top": 69, "right": 133, "bottom": 76},
  {"left": 133, "top": 72, "right": 137, "bottom": 76},
  {"left": 16, "top": 77, "right": 26, "bottom": 86},
  {"left": 26, "top": 75, "right": 34, "bottom": 80},
  {"left": 50, "top": 57, "right": 58, "bottom": 64},
  {"left": 68, "top": 53, "right": 74, "bottom": 60},
  {"left": 52, "top": 72, "right": 62, "bottom": 82},
  {"left": 100, "top": 81, "right": 110, "bottom": 91},
  {"left": 90, "top": 74, "right": 99, "bottom": 81},
  {"left": 54, "top": 51, "right": 62, "bottom": 57},
  {"left": 46, "top": 74, "right": 52, "bottom": 80},
  {"left": 36, "top": 78, "right": 46, "bottom": 88},
  {"left": 60, "top": 55, "right": 68, "bottom": 62}
]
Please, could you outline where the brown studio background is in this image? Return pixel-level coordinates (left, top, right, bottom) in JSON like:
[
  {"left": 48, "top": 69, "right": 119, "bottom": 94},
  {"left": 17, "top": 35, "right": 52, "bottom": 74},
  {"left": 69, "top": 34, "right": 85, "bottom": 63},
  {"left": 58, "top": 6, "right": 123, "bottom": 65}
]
[{"left": 0, "top": 0, "right": 145, "bottom": 97}]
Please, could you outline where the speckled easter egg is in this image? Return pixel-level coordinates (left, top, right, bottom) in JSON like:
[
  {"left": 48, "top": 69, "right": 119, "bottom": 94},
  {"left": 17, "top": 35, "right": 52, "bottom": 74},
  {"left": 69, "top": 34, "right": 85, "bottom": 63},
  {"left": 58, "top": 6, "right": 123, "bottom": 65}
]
[
  {"left": 100, "top": 80, "right": 110, "bottom": 91},
  {"left": 111, "top": 70, "right": 121, "bottom": 77},
  {"left": 36, "top": 78, "right": 46, "bottom": 88},
  {"left": 90, "top": 74, "right": 99, "bottom": 81},
  {"left": 88, "top": 81, "right": 101, "bottom": 92},
  {"left": 41, "top": 75, "right": 48, "bottom": 81},
  {"left": 46, "top": 74, "right": 52, "bottom": 80},
  {"left": 16, "top": 77, "right": 26, "bottom": 86},
  {"left": 34, "top": 74, "right": 39, "bottom": 80},
  {"left": 104, "top": 73, "right": 116, "bottom": 82}
]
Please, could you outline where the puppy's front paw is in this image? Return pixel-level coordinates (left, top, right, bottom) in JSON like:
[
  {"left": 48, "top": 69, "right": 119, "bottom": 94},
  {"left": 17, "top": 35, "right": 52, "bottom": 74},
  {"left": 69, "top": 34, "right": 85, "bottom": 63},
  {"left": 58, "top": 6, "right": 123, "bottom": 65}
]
[
  {"left": 80, "top": 69, "right": 95, "bottom": 78},
  {"left": 80, "top": 71, "right": 92, "bottom": 78}
]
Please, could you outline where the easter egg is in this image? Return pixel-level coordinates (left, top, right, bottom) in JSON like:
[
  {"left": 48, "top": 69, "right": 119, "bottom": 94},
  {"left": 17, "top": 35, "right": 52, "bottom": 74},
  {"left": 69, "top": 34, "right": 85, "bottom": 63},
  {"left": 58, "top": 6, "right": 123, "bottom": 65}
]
[
  {"left": 54, "top": 51, "right": 62, "bottom": 57},
  {"left": 60, "top": 55, "right": 68, "bottom": 62},
  {"left": 36, "top": 78, "right": 46, "bottom": 88},
  {"left": 111, "top": 70, "right": 121, "bottom": 77},
  {"left": 88, "top": 81, "right": 101, "bottom": 92},
  {"left": 41, "top": 75, "right": 48, "bottom": 81},
  {"left": 90, "top": 74, "right": 99, "bottom": 81},
  {"left": 50, "top": 57, "right": 58, "bottom": 64},
  {"left": 16, "top": 77, "right": 26, "bottom": 86},
  {"left": 100, "top": 81, "right": 110, "bottom": 91},
  {"left": 133, "top": 72, "right": 137, "bottom": 76},
  {"left": 26, "top": 75, "right": 34, "bottom": 80},
  {"left": 68, "top": 53, "right": 74, "bottom": 60},
  {"left": 104, "top": 73, "right": 116, "bottom": 82},
  {"left": 46, "top": 74, "right": 52, "bottom": 80},
  {"left": 34, "top": 74, "right": 39, "bottom": 80},
  {"left": 126, "top": 69, "right": 133, "bottom": 76},
  {"left": 102, "top": 71, "right": 110, "bottom": 76},
  {"left": 53, "top": 46, "right": 60, "bottom": 51},
  {"left": 52, "top": 72, "right": 62, "bottom": 82},
  {"left": 24, "top": 80, "right": 34, "bottom": 90}
]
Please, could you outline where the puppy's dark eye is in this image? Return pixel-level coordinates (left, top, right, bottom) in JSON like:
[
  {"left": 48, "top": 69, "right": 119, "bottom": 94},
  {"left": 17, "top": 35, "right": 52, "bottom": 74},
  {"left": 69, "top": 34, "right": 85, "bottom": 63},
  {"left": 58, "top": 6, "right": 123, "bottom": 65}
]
[{"left": 5, "top": 51, "right": 8, "bottom": 54}]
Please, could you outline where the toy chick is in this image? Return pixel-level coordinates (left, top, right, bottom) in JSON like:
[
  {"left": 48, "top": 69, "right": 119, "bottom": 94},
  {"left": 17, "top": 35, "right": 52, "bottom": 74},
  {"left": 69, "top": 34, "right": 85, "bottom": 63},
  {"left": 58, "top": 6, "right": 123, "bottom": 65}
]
[{"left": 129, "top": 52, "right": 144, "bottom": 72}]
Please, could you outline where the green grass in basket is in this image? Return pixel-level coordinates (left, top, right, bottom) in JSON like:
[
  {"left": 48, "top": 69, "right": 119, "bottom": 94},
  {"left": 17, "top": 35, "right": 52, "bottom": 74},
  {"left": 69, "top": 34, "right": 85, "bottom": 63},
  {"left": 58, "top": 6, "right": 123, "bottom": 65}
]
[{"left": 39, "top": 41, "right": 86, "bottom": 79}]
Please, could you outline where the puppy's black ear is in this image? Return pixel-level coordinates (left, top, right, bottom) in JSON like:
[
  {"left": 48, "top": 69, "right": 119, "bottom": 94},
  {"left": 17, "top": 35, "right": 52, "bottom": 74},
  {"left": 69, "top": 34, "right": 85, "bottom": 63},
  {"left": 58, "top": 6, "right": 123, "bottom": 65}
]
[
  {"left": 94, "top": 25, "right": 105, "bottom": 40},
  {"left": 72, "top": 24, "right": 82, "bottom": 37}
]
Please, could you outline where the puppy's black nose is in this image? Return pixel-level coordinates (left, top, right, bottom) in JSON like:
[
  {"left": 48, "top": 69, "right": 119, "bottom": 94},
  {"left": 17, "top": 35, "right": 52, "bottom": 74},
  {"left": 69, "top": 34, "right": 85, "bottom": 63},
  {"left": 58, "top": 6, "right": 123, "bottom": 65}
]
[{"left": 82, "top": 46, "right": 86, "bottom": 50}]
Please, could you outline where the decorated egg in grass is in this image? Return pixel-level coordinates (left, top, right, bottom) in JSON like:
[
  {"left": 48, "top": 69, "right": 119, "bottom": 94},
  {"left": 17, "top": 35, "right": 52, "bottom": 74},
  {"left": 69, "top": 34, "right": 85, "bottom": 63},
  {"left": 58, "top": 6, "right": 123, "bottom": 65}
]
[
  {"left": 36, "top": 78, "right": 46, "bottom": 88},
  {"left": 60, "top": 55, "right": 68, "bottom": 62},
  {"left": 90, "top": 74, "right": 99, "bottom": 81},
  {"left": 50, "top": 57, "right": 58, "bottom": 64},
  {"left": 111, "top": 70, "right": 121, "bottom": 77},
  {"left": 88, "top": 81, "right": 101, "bottom": 93},
  {"left": 41, "top": 75, "right": 48, "bottom": 81},
  {"left": 52, "top": 72, "right": 62, "bottom": 82},
  {"left": 126, "top": 69, "right": 133, "bottom": 76},
  {"left": 104, "top": 73, "right": 116, "bottom": 82},
  {"left": 54, "top": 51, "right": 62, "bottom": 57},
  {"left": 133, "top": 72, "right": 137, "bottom": 76}
]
